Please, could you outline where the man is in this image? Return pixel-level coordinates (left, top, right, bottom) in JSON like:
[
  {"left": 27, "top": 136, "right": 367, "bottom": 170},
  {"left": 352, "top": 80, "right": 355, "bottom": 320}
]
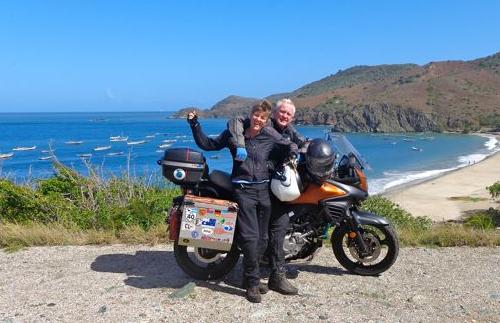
[
  {"left": 228, "top": 98, "right": 305, "bottom": 161},
  {"left": 227, "top": 98, "right": 305, "bottom": 295}
]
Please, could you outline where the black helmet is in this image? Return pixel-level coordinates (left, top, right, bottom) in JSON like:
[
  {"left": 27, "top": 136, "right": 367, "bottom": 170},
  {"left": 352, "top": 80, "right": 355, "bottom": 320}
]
[{"left": 306, "top": 138, "right": 335, "bottom": 181}]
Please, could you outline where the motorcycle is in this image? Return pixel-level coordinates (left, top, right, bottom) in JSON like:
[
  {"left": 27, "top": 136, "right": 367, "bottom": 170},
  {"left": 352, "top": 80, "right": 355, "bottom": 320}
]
[{"left": 159, "top": 133, "right": 399, "bottom": 280}]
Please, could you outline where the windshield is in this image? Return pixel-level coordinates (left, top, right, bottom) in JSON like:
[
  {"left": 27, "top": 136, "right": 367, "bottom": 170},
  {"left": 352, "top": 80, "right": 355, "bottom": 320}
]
[{"left": 325, "top": 131, "right": 371, "bottom": 170}]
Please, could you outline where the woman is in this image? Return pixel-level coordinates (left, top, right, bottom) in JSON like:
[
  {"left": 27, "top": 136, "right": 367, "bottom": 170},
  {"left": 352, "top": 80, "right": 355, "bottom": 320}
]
[{"left": 187, "top": 100, "right": 297, "bottom": 303}]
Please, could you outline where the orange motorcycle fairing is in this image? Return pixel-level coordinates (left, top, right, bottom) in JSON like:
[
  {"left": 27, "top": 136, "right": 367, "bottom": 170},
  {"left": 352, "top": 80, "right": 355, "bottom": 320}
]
[
  {"left": 355, "top": 169, "right": 368, "bottom": 192},
  {"left": 289, "top": 182, "right": 347, "bottom": 204}
]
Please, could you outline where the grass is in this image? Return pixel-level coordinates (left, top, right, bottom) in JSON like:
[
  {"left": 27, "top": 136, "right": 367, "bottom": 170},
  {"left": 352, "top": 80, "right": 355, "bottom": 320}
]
[
  {"left": 0, "top": 222, "right": 168, "bottom": 252},
  {"left": 0, "top": 163, "right": 499, "bottom": 251}
]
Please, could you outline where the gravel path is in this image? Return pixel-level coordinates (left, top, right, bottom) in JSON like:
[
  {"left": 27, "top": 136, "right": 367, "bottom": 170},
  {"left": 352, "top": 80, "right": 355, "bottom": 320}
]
[{"left": 1, "top": 245, "right": 499, "bottom": 322}]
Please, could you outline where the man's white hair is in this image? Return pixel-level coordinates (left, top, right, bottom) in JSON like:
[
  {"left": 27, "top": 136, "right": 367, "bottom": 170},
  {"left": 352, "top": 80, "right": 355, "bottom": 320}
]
[{"left": 274, "top": 98, "right": 296, "bottom": 115}]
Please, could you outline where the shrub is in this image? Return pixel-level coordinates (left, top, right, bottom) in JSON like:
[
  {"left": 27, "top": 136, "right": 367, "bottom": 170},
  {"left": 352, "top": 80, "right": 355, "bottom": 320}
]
[
  {"left": 487, "top": 181, "right": 500, "bottom": 199},
  {"left": 1, "top": 163, "right": 180, "bottom": 233},
  {"left": 361, "top": 196, "right": 432, "bottom": 231},
  {"left": 465, "top": 213, "right": 495, "bottom": 230}
]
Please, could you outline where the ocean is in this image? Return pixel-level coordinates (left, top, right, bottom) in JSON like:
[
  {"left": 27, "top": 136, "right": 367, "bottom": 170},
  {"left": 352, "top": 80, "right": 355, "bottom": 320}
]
[{"left": 0, "top": 111, "right": 498, "bottom": 194}]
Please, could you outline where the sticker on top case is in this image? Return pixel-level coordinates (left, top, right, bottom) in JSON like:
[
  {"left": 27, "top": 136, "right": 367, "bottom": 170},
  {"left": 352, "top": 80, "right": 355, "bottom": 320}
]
[
  {"left": 201, "top": 218, "right": 216, "bottom": 228},
  {"left": 202, "top": 228, "right": 213, "bottom": 235}
]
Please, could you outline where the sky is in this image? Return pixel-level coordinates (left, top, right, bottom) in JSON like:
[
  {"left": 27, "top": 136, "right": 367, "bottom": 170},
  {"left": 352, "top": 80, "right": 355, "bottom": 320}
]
[{"left": 1, "top": 1, "right": 499, "bottom": 112}]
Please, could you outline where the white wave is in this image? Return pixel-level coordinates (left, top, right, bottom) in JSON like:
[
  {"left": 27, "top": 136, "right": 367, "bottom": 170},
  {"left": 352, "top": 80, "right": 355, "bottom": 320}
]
[
  {"left": 369, "top": 167, "right": 455, "bottom": 195},
  {"left": 476, "top": 133, "right": 498, "bottom": 151},
  {"left": 457, "top": 153, "right": 487, "bottom": 165}
]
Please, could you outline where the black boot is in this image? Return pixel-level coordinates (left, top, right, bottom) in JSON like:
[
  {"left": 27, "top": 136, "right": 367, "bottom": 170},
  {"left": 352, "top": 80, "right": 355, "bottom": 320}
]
[
  {"left": 268, "top": 272, "right": 298, "bottom": 295},
  {"left": 242, "top": 279, "right": 269, "bottom": 294},
  {"left": 245, "top": 286, "right": 262, "bottom": 303}
]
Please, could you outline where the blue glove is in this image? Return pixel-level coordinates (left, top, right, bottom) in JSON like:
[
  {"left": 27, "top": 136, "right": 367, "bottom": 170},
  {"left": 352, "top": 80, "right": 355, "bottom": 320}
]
[{"left": 235, "top": 147, "right": 247, "bottom": 161}]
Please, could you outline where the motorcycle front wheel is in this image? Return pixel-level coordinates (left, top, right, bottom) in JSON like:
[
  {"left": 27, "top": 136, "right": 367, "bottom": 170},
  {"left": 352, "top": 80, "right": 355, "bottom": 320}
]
[
  {"left": 173, "top": 241, "right": 241, "bottom": 280},
  {"left": 331, "top": 223, "right": 399, "bottom": 276}
]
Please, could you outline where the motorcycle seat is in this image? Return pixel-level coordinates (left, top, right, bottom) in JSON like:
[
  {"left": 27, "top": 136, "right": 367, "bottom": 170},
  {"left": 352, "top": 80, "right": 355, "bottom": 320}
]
[{"left": 208, "top": 170, "right": 233, "bottom": 194}]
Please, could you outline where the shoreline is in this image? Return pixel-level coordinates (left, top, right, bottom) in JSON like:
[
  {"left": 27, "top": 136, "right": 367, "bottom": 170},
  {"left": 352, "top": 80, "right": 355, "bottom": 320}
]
[
  {"left": 378, "top": 132, "right": 499, "bottom": 196},
  {"left": 383, "top": 146, "right": 500, "bottom": 222}
]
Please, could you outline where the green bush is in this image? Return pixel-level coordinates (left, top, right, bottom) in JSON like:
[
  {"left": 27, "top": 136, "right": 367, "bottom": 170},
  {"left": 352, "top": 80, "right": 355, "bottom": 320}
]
[
  {"left": 0, "top": 163, "right": 180, "bottom": 233},
  {"left": 465, "top": 213, "right": 495, "bottom": 230},
  {"left": 487, "top": 181, "right": 500, "bottom": 199},
  {"left": 361, "top": 196, "right": 432, "bottom": 231}
]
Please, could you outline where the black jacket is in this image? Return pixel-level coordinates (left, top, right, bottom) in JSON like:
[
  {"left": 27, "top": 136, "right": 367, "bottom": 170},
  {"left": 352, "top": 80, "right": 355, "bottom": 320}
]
[
  {"left": 190, "top": 122, "right": 297, "bottom": 182},
  {"left": 227, "top": 117, "right": 306, "bottom": 149}
]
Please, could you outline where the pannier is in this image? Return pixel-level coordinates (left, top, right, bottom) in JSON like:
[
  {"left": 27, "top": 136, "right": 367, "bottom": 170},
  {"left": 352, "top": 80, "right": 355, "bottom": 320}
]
[
  {"left": 158, "top": 148, "right": 206, "bottom": 186},
  {"left": 176, "top": 195, "right": 238, "bottom": 251}
]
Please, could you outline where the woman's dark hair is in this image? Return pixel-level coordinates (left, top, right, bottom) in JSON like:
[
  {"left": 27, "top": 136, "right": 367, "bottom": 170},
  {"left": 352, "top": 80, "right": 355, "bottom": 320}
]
[{"left": 251, "top": 99, "right": 272, "bottom": 118}]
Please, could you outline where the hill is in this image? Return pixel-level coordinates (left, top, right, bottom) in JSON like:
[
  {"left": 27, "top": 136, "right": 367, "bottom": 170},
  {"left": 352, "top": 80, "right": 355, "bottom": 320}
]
[{"left": 173, "top": 52, "right": 500, "bottom": 132}]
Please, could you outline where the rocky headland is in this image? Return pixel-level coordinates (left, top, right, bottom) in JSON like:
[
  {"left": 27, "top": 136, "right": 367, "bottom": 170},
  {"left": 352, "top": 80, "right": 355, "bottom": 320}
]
[{"left": 173, "top": 52, "right": 500, "bottom": 133}]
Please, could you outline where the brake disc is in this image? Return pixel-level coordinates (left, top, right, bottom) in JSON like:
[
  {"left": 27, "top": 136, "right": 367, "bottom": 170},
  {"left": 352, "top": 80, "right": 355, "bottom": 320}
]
[{"left": 348, "top": 233, "right": 382, "bottom": 263}]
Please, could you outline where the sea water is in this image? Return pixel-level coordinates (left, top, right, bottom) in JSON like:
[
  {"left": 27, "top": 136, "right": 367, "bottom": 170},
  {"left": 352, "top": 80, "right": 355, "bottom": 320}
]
[{"left": 0, "top": 112, "right": 498, "bottom": 194}]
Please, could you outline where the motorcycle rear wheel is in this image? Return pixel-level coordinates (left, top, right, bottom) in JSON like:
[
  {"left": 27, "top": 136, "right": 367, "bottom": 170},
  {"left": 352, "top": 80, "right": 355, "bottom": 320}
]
[
  {"left": 173, "top": 241, "right": 241, "bottom": 280},
  {"left": 331, "top": 223, "right": 399, "bottom": 276}
]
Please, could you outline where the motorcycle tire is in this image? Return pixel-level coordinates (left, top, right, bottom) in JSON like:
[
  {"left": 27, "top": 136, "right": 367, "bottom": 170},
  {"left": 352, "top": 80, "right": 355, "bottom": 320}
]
[
  {"left": 331, "top": 223, "right": 399, "bottom": 276},
  {"left": 173, "top": 241, "right": 241, "bottom": 280}
]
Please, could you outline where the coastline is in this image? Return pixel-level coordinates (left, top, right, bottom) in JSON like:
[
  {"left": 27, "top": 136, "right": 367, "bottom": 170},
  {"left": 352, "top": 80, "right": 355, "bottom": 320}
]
[{"left": 383, "top": 147, "right": 500, "bottom": 222}]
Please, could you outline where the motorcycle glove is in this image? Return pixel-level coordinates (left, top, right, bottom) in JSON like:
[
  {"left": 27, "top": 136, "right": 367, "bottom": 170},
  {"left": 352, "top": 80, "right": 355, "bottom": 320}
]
[
  {"left": 235, "top": 147, "right": 248, "bottom": 161},
  {"left": 187, "top": 113, "right": 199, "bottom": 127}
]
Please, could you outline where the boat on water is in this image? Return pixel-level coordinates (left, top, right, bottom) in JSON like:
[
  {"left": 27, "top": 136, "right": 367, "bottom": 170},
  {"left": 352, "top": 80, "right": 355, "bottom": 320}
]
[
  {"left": 93, "top": 145, "right": 112, "bottom": 151},
  {"left": 39, "top": 156, "right": 54, "bottom": 160},
  {"left": 158, "top": 143, "right": 172, "bottom": 149},
  {"left": 12, "top": 146, "right": 36, "bottom": 151},
  {"left": 0, "top": 152, "right": 14, "bottom": 159},
  {"left": 65, "top": 140, "right": 84, "bottom": 145},
  {"left": 110, "top": 136, "right": 128, "bottom": 142},
  {"left": 127, "top": 140, "right": 147, "bottom": 145},
  {"left": 77, "top": 153, "right": 92, "bottom": 158},
  {"left": 411, "top": 146, "right": 423, "bottom": 152},
  {"left": 107, "top": 152, "right": 124, "bottom": 156}
]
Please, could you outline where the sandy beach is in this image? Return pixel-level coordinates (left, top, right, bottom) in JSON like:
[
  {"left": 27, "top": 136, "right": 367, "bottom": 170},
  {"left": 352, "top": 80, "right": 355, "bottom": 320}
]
[{"left": 384, "top": 150, "right": 500, "bottom": 222}]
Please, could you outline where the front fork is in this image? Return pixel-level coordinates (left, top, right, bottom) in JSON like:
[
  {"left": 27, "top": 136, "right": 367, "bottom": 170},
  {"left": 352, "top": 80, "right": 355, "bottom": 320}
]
[
  {"left": 344, "top": 213, "right": 371, "bottom": 257},
  {"left": 320, "top": 203, "right": 371, "bottom": 256}
]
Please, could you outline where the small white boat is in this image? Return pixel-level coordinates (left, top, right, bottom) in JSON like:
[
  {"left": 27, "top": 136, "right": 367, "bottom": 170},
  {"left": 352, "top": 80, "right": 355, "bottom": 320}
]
[
  {"left": 93, "top": 145, "right": 112, "bottom": 151},
  {"left": 158, "top": 143, "right": 172, "bottom": 149},
  {"left": 39, "top": 156, "right": 53, "bottom": 160},
  {"left": 77, "top": 153, "right": 92, "bottom": 158},
  {"left": 127, "top": 140, "right": 147, "bottom": 145},
  {"left": 110, "top": 136, "right": 128, "bottom": 142},
  {"left": 411, "top": 146, "right": 423, "bottom": 152},
  {"left": 0, "top": 152, "right": 14, "bottom": 159},
  {"left": 107, "top": 152, "right": 124, "bottom": 156},
  {"left": 65, "top": 140, "right": 84, "bottom": 145},
  {"left": 12, "top": 146, "right": 36, "bottom": 151}
]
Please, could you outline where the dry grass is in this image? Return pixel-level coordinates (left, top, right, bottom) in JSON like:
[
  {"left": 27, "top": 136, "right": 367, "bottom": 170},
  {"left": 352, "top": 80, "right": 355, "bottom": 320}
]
[
  {"left": 399, "top": 223, "right": 500, "bottom": 247},
  {"left": 0, "top": 222, "right": 169, "bottom": 252},
  {"left": 3, "top": 221, "right": 499, "bottom": 253}
]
